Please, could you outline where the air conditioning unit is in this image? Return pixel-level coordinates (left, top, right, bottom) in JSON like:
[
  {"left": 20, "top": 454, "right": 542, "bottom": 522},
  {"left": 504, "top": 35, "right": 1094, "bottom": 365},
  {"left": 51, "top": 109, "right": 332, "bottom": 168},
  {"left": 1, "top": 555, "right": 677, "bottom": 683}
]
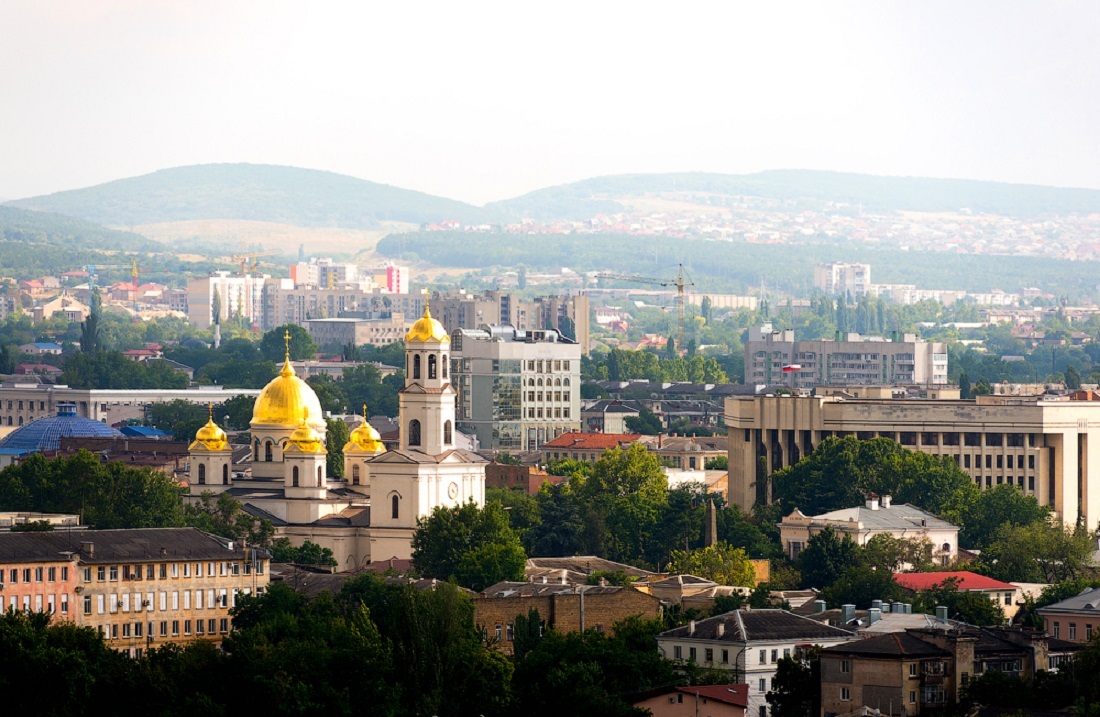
[
  {"left": 668, "top": 697, "right": 676, "bottom": 704},
  {"left": 143, "top": 601, "right": 151, "bottom": 608}
]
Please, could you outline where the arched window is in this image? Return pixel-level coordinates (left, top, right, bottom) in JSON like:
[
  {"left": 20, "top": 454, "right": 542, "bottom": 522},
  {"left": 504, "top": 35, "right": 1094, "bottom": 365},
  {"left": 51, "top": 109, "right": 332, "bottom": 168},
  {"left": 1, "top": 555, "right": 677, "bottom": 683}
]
[
  {"left": 352, "top": 464, "right": 360, "bottom": 485},
  {"left": 428, "top": 354, "right": 437, "bottom": 379},
  {"left": 563, "top": 378, "right": 570, "bottom": 386},
  {"left": 222, "top": 464, "right": 229, "bottom": 485},
  {"left": 265, "top": 441, "right": 273, "bottom": 462},
  {"left": 442, "top": 355, "right": 448, "bottom": 378},
  {"left": 292, "top": 466, "right": 299, "bottom": 487},
  {"left": 408, "top": 420, "right": 421, "bottom": 446},
  {"left": 537, "top": 378, "right": 543, "bottom": 387},
  {"left": 413, "top": 354, "right": 421, "bottom": 379},
  {"left": 391, "top": 494, "right": 399, "bottom": 520},
  {"left": 197, "top": 463, "right": 206, "bottom": 485},
  {"left": 444, "top": 420, "right": 453, "bottom": 445},
  {"left": 554, "top": 378, "right": 561, "bottom": 386},
  {"left": 317, "top": 466, "right": 323, "bottom": 486},
  {"left": 253, "top": 440, "right": 259, "bottom": 461}
]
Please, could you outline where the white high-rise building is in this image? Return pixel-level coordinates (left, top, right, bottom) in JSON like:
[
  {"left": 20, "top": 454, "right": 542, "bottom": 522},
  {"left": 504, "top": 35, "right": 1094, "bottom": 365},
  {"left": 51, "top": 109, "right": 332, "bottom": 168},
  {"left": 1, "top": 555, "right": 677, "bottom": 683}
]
[{"left": 814, "top": 262, "right": 871, "bottom": 296}]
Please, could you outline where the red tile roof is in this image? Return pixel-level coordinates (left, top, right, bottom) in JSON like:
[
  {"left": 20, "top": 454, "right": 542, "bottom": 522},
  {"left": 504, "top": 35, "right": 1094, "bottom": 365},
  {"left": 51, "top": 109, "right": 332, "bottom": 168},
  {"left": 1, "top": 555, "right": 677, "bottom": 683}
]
[
  {"left": 541, "top": 431, "right": 642, "bottom": 450},
  {"left": 675, "top": 684, "right": 748, "bottom": 708},
  {"left": 893, "top": 571, "right": 1016, "bottom": 592}
]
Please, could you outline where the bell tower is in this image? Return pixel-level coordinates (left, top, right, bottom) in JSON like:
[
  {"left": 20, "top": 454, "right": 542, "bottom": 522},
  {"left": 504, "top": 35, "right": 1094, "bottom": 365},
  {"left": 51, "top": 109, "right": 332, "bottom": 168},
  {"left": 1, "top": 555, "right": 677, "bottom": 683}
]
[{"left": 399, "top": 302, "right": 456, "bottom": 455}]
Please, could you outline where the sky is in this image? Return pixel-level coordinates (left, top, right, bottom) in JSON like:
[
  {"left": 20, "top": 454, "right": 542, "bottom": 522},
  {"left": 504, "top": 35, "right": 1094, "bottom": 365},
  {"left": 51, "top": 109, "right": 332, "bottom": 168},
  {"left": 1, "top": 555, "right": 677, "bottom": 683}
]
[{"left": 2, "top": 1, "right": 1098, "bottom": 205}]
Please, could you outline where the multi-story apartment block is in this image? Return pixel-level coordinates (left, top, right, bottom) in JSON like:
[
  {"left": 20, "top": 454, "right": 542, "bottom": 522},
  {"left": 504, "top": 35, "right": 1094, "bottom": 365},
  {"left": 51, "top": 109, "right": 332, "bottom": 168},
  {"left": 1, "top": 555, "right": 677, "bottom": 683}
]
[
  {"left": 305, "top": 314, "right": 411, "bottom": 348},
  {"left": 745, "top": 326, "right": 948, "bottom": 388},
  {"left": 187, "top": 271, "right": 269, "bottom": 330},
  {"left": 436, "top": 291, "right": 590, "bottom": 353},
  {"left": 725, "top": 393, "right": 1100, "bottom": 525},
  {"left": 0, "top": 528, "right": 269, "bottom": 657},
  {"left": 290, "top": 258, "right": 363, "bottom": 289},
  {"left": 452, "top": 325, "right": 582, "bottom": 451},
  {"left": 814, "top": 262, "right": 871, "bottom": 296}
]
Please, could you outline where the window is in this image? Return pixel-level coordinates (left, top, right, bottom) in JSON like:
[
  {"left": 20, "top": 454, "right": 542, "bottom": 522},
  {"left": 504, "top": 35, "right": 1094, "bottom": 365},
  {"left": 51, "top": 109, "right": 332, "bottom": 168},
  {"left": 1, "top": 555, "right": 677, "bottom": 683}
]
[
  {"left": 1054, "top": 622, "right": 1060, "bottom": 638},
  {"left": 352, "top": 464, "right": 360, "bottom": 485},
  {"left": 392, "top": 494, "right": 400, "bottom": 520},
  {"left": 198, "top": 463, "right": 206, "bottom": 484},
  {"left": 910, "top": 691, "right": 916, "bottom": 704},
  {"left": 506, "top": 623, "right": 514, "bottom": 641},
  {"left": 1069, "top": 624, "right": 1077, "bottom": 640},
  {"left": 97, "top": 595, "right": 105, "bottom": 614},
  {"left": 317, "top": 465, "right": 323, "bottom": 485},
  {"left": 160, "top": 564, "right": 167, "bottom": 579},
  {"left": 171, "top": 620, "right": 179, "bottom": 636},
  {"left": 110, "top": 566, "right": 119, "bottom": 581},
  {"left": 771, "top": 649, "right": 778, "bottom": 662},
  {"left": 62, "top": 567, "right": 68, "bottom": 581},
  {"left": 722, "top": 649, "right": 729, "bottom": 663},
  {"left": 840, "top": 688, "right": 851, "bottom": 701},
  {"left": 444, "top": 420, "right": 452, "bottom": 445},
  {"left": 409, "top": 420, "right": 421, "bottom": 446},
  {"left": 442, "top": 355, "right": 448, "bottom": 378},
  {"left": 265, "top": 442, "right": 273, "bottom": 462},
  {"left": 47, "top": 567, "right": 56, "bottom": 582},
  {"left": 783, "top": 648, "right": 790, "bottom": 659},
  {"left": 97, "top": 567, "right": 105, "bottom": 582},
  {"left": 1004, "top": 592, "right": 1012, "bottom": 605},
  {"left": 428, "top": 354, "right": 437, "bottom": 379},
  {"left": 222, "top": 464, "right": 229, "bottom": 485},
  {"left": 60, "top": 594, "right": 68, "bottom": 614},
  {"left": 413, "top": 354, "right": 421, "bottom": 379},
  {"left": 910, "top": 663, "right": 918, "bottom": 677},
  {"left": 83, "top": 596, "right": 92, "bottom": 615},
  {"left": 674, "top": 645, "right": 682, "bottom": 659},
  {"left": 689, "top": 647, "right": 696, "bottom": 661},
  {"left": 759, "top": 649, "right": 767, "bottom": 664},
  {"left": 841, "top": 660, "right": 850, "bottom": 674},
  {"left": 705, "top": 648, "right": 713, "bottom": 662},
  {"left": 759, "top": 679, "right": 766, "bottom": 693},
  {"left": 292, "top": 466, "right": 299, "bottom": 487}
]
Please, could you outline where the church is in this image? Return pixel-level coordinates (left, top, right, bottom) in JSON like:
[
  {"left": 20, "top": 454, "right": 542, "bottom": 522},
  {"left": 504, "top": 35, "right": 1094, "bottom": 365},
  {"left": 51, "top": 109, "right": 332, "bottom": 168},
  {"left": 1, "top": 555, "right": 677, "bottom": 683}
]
[{"left": 187, "top": 307, "right": 486, "bottom": 569}]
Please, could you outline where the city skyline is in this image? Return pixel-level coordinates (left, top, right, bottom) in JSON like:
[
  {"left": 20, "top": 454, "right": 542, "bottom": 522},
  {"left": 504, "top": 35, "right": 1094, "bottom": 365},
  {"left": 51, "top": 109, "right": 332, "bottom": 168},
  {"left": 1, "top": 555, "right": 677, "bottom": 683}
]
[{"left": 2, "top": 1, "right": 1099, "bottom": 204}]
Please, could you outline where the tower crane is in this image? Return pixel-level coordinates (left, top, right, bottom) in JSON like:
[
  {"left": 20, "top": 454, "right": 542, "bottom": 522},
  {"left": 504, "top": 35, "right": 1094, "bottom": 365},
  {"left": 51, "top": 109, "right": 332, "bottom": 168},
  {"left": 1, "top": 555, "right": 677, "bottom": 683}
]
[
  {"left": 81, "top": 264, "right": 128, "bottom": 291},
  {"left": 230, "top": 251, "right": 279, "bottom": 277},
  {"left": 596, "top": 263, "right": 695, "bottom": 347}
]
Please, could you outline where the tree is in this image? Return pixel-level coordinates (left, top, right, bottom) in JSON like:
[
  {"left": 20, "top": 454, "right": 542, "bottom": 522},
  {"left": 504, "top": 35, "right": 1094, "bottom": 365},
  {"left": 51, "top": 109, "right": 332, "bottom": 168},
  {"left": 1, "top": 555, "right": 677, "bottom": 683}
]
[
  {"left": 821, "top": 564, "right": 902, "bottom": 609},
  {"left": 666, "top": 542, "right": 756, "bottom": 586},
  {"left": 530, "top": 484, "right": 586, "bottom": 556},
  {"left": 798, "top": 527, "right": 860, "bottom": 590},
  {"left": 1066, "top": 364, "right": 1082, "bottom": 389},
  {"left": 325, "top": 417, "right": 349, "bottom": 479},
  {"left": 412, "top": 501, "right": 527, "bottom": 589},
  {"left": 211, "top": 288, "right": 222, "bottom": 325},
  {"left": 307, "top": 373, "right": 348, "bottom": 414},
  {"left": 183, "top": 492, "right": 274, "bottom": 545},
  {"left": 220, "top": 394, "right": 256, "bottom": 430},
  {"left": 767, "top": 648, "right": 820, "bottom": 717},
  {"left": 861, "top": 533, "right": 935, "bottom": 573},
  {"left": 624, "top": 407, "right": 662, "bottom": 435},
  {"left": 268, "top": 538, "right": 337, "bottom": 567},
  {"left": 704, "top": 455, "right": 728, "bottom": 470},
  {"left": 512, "top": 608, "right": 543, "bottom": 662},
  {"left": 957, "top": 483, "right": 1050, "bottom": 549},
  {"left": 147, "top": 399, "right": 210, "bottom": 440},
  {"left": 912, "top": 576, "right": 1004, "bottom": 626},
  {"left": 79, "top": 311, "right": 100, "bottom": 353},
  {"left": 980, "top": 521, "right": 1095, "bottom": 583},
  {"left": 62, "top": 351, "right": 189, "bottom": 389},
  {"left": 260, "top": 324, "right": 317, "bottom": 362},
  {"left": 959, "top": 370, "right": 971, "bottom": 399},
  {"left": 700, "top": 295, "right": 712, "bottom": 323}
]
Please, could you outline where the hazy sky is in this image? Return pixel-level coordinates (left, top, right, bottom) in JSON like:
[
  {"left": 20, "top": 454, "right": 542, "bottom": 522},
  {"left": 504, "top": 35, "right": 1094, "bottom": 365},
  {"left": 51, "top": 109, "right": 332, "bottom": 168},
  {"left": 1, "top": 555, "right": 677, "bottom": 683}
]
[{"left": 2, "top": 1, "right": 1098, "bottom": 204}]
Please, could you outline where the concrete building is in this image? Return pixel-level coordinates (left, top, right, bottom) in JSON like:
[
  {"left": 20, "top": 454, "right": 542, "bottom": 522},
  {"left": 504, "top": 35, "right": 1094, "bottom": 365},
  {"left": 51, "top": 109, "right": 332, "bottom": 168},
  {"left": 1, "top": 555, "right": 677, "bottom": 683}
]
[
  {"left": 435, "top": 290, "right": 590, "bottom": 353},
  {"left": 290, "top": 258, "right": 363, "bottom": 289},
  {"left": 187, "top": 272, "right": 269, "bottom": 330},
  {"left": 779, "top": 495, "right": 959, "bottom": 565},
  {"left": 745, "top": 326, "right": 949, "bottom": 388},
  {"left": 0, "top": 528, "right": 268, "bottom": 657},
  {"left": 814, "top": 262, "right": 871, "bottom": 296},
  {"left": 1037, "top": 586, "right": 1100, "bottom": 644},
  {"left": 305, "top": 314, "right": 411, "bottom": 348},
  {"left": 0, "top": 382, "right": 260, "bottom": 429},
  {"left": 541, "top": 431, "right": 641, "bottom": 464},
  {"left": 452, "top": 325, "right": 581, "bottom": 451},
  {"left": 657, "top": 609, "right": 856, "bottom": 717},
  {"left": 724, "top": 393, "right": 1100, "bottom": 525},
  {"left": 634, "top": 684, "right": 748, "bottom": 717},
  {"left": 893, "top": 572, "right": 1019, "bottom": 621}
]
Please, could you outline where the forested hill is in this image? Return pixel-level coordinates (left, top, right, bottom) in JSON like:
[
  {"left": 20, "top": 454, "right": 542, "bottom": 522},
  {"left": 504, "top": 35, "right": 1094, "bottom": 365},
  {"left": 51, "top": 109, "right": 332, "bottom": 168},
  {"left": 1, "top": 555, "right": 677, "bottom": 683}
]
[
  {"left": 489, "top": 169, "right": 1100, "bottom": 219},
  {"left": 0, "top": 205, "right": 164, "bottom": 252},
  {"left": 6, "top": 164, "right": 502, "bottom": 228}
]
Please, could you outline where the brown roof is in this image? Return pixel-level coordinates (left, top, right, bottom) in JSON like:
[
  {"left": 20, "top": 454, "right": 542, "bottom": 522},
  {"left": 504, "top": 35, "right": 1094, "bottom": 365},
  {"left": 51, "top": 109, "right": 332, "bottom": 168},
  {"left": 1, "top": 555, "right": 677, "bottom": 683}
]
[
  {"left": 823, "top": 632, "right": 950, "bottom": 658},
  {"left": 541, "top": 431, "right": 641, "bottom": 450}
]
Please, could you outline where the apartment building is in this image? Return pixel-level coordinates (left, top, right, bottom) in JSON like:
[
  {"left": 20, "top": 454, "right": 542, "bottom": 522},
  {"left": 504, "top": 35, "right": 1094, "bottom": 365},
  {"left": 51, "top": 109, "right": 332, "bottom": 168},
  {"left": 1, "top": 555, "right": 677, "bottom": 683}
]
[
  {"left": 187, "top": 271, "right": 269, "bottom": 330},
  {"left": 814, "top": 262, "right": 871, "bottom": 296},
  {"left": 745, "top": 326, "right": 949, "bottom": 388},
  {"left": 724, "top": 393, "right": 1100, "bottom": 526},
  {"left": 0, "top": 528, "right": 269, "bottom": 656},
  {"left": 452, "top": 325, "right": 582, "bottom": 451},
  {"left": 435, "top": 291, "right": 590, "bottom": 352},
  {"left": 1037, "top": 587, "right": 1100, "bottom": 644},
  {"left": 305, "top": 314, "right": 411, "bottom": 348}
]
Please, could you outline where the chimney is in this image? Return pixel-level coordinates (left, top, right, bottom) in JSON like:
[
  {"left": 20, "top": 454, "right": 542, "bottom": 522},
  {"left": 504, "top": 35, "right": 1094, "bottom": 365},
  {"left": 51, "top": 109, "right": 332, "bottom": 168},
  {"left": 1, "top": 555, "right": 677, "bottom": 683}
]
[
  {"left": 81, "top": 541, "right": 94, "bottom": 557},
  {"left": 904, "top": 603, "right": 912, "bottom": 614},
  {"left": 871, "top": 599, "right": 883, "bottom": 611},
  {"left": 935, "top": 605, "right": 949, "bottom": 624},
  {"left": 717, "top": 622, "right": 725, "bottom": 638},
  {"left": 881, "top": 602, "right": 891, "bottom": 613},
  {"left": 813, "top": 599, "right": 827, "bottom": 613},
  {"left": 688, "top": 620, "right": 696, "bottom": 636},
  {"left": 842, "top": 604, "right": 856, "bottom": 625},
  {"left": 540, "top": 576, "right": 547, "bottom": 584},
  {"left": 560, "top": 570, "right": 568, "bottom": 585},
  {"left": 598, "top": 577, "right": 607, "bottom": 587},
  {"left": 892, "top": 601, "right": 905, "bottom": 614},
  {"left": 866, "top": 494, "right": 879, "bottom": 510},
  {"left": 882, "top": 495, "right": 892, "bottom": 509},
  {"left": 869, "top": 608, "right": 881, "bottom": 625}
]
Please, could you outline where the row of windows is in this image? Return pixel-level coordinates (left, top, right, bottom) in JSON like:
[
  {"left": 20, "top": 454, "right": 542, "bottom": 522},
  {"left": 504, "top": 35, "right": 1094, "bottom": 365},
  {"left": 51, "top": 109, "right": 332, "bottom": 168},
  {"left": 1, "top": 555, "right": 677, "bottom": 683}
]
[
  {"left": 525, "top": 360, "right": 570, "bottom": 373},
  {"left": 526, "top": 407, "right": 571, "bottom": 419},
  {"left": 526, "top": 391, "right": 571, "bottom": 403},
  {"left": 196, "top": 463, "right": 230, "bottom": 485},
  {"left": 1051, "top": 621, "right": 1094, "bottom": 640},
  {"left": 2, "top": 566, "right": 69, "bottom": 584},
  {"left": 5, "top": 594, "right": 68, "bottom": 613},
  {"left": 83, "top": 587, "right": 241, "bottom": 615},
  {"left": 98, "top": 618, "right": 230, "bottom": 641},
  {"left": 977, "top": 475, "right": 1034, "bottom": 491},
  {"left": 409, "top": 353, "right": 448, "bottom": 381},
  {"left": 671, "top": 644, "right": 736, "bottom": 664},
  {"left": 83, "top": 561, "right": 262, "bottom": 582},
  {"left": 407, "top": 419, "right": 453, "bottom": 446},
  {"left": 962, "top": 454, "right": 1036, "bottom": 470},
  {"left": 525, "top": 378, "right": 571, "bottom": 387}
]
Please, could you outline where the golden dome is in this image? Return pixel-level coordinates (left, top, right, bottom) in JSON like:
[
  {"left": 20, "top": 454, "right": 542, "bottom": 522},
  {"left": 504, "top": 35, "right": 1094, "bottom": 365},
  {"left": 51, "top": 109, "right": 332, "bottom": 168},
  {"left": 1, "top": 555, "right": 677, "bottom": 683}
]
[
  {"left": 189, "top": 408, "right": 228, "bottom": 451},
  {"left": 344, "top": 405, "right": 385, "bottom": 454},
  {"left": 251, "top": 354, "right": 326, "bottom": 430},
  {"left": 286, "top": 417, "right": 326, "bottom": 454},
  {"left": 405, "top": 303, "right": 450, "bottom": 344}
]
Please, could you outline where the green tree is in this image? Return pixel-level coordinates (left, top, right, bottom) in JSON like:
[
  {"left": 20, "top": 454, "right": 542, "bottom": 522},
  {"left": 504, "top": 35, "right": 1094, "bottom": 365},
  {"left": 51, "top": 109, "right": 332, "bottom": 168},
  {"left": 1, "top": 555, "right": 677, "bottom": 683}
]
[
  {"left": 530, "top": 484, "right": 586, "bottom": 556},
  {"left": 268, "top": 538, "right": 338, "bottom": 567},
  {"left": 980, "top": 521, "right": 1095, "bottom": 583},
  {"left": 861, "top": 533, "right": 935, "bottom": 573},
  {"left": 912, "top": 576, "right": 1004, "bottom": 626},
  {"left": 260, "top": 324, "right": 317, "bottom": 362},
  {"left": 666, "top": 542, "right": 756, "bottom": 586},
  {"left": 455, "top": 541, "right": 528, "bottom": 591},
  {"left": 959, "top": 370, "right": 971, "bottom": 399},
  {"left": 325, "top": 417, "right": 350, "bottom": 479},
  {"left": 412, "top": 501, "right": 527, "bottom": 589},
  {"left": 575, "top": 444, "right": 668, "bottom": 563},
  {"left": 1066, "top": 364, "right": 1082, "bottom": 389},
  {"left": 512, "top": 608, "right": 543, "bottom": 662},
  {"left": 62, "top": 350, "right": 189, "bottom": 389},
  {"left": 704, "top": 455, "right": 728, "bottom": 470},
  {"left": 307, "top": 373, "right": 349, "bottom": 414},
  {"left": 767, "top": 648, "right": 821, "bottom": 717},
  {"left": 957, "top": 483, "right": 1050, "bottom": 549},
  {"left": 147, "top": 399, "right": 209, "bottom": 440},
  {"left": 821, "top": 564, "right": 902, "bottom": 609},
  {"left": 798, "top": 527, "right": 860, "bottom": 590},
  {"left": 624, "top": 407, "right": 662, "bottom": 435},
  {"left": 182, "top": 492, "right": 274, "bottom": 545},
  {"left": 220, "top": 394, "right": 256, "bottom": 430}
]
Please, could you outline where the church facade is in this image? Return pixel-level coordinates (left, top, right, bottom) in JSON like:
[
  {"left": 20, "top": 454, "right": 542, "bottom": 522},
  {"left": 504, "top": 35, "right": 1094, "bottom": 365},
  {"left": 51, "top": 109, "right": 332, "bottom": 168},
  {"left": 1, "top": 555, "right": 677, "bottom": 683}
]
[{"left": 188, "top": 314, "right": 486, "bottom": 568}]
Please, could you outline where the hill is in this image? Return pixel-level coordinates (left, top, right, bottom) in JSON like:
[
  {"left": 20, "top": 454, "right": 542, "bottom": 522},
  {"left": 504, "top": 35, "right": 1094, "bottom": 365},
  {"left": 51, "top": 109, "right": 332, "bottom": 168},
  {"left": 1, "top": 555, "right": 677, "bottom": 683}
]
[
  {"left": 489, "top": 169, "right": 1100, "bottom": 219},
  {"left": 7, "top": 164, "right": 502, "bottom": 229},
  {"left": 0, "top": 205, "right": 165, "bottom": 252}
]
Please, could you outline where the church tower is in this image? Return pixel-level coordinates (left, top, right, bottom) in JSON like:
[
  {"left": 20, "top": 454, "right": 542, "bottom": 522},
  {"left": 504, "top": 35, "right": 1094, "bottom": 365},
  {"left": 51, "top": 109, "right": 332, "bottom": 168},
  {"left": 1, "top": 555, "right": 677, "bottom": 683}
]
[
  {"left": 343, "top": 404, "right": 385, "bottom": 496},
  {"left": 188, "top": 406, "right": 233, "bottom": 493},
  {"left": 399, "top": 303, "right": 455, "bottom": 455}
]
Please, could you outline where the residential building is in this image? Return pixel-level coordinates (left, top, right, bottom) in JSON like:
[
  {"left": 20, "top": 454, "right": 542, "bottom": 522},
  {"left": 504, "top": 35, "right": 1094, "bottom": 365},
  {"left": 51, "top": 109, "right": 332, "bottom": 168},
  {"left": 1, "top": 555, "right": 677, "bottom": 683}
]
[
  {"left": 452, "top": 325, "right": 582, "bottom": 451},
  {"left": 383, "top": 263, "right": 408, "bottom": 294},
  {"left": 634, "top": 684, "right": 748, "bottom": 717},
  {"left": 583, "top": 399, "right": 643, "bottom": 433},
  {"left": 820, "top": 625, "right": 1050, "bottom": 716},
  {"left": 814, "top": 262, "right": 871, "bottom": 296},
  {"left": 305, "top": 314, "right": 411, "bottom": 348},
  {"left": 32, "top": 293, "right": 90, "bottom": 323},
  {"left": 541, "top": 431, "right": 641, "bottom": 463},
  {"left": 187, "top": 271, "right": 269, "bottom": 329},
  {"left": 1037, "top": 586, "right": 1100, "bottom": 643},
  {"left": 639, "top": 434, "right": 728, "bottom": 470},
  {"left": 18, "top": 342, "right": 62, "bottom": 355},
  {"left": 0, "top": 528, "right": 269, "bottom": 656},
  {"left": 290, "top": 258, "right": 363, "bottom": 289},
  {"left": 893, "top": 572, "right": 1018, "bottom": 620},
  {"left": 657, "top": 609, "right": 856, "bottom": 717},
  {"left": 779, "top": 495, "right": 959, "bottom": 565},
  {"left": 725, "top": 393, "right": 1100, "bottom": 525},
  {"left": 435, "top": 290, "right": 590, "bottom": 353},
  {"left": 473, "top": 581, "right": 662, "bottom": 656},
  {"left": 744, "top": 325, "right": 948, "bottom": 388}
]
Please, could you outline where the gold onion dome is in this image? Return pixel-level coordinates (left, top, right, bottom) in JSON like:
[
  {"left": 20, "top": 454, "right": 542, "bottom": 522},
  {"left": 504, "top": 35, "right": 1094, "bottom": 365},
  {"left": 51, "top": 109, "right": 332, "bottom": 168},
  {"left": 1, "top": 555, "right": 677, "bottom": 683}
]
[
  {"left": 251, "top": 332, "right": 325, "bottom": 430},
  {"left": 405, "top": 303, "right": 450, "bottom": 344},
  {"left": 287, "top": 414, "right": 326, "bottom": 454},
  {"left": 345, "top": 405, "right": 385, "bottom": 454},
  {"left": 190, "top": 407, "right": 228, "bottom": 451}
]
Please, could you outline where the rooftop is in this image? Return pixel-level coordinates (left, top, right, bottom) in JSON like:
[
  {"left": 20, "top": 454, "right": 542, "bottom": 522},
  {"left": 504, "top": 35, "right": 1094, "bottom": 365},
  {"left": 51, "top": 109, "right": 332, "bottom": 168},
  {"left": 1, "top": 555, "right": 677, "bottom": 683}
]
[
  {"left": 1037, "top": 586, "right": 1100, "bottom": 613},
  {"left": 659, "top": 609, "right": 855, "bottom": 643},
  {"left": 823, "top": 632, "right": 951, "bottom": 658},
  {"left": 807, "top": 502, "right": 957, "bottom": 532},
  {"left": 0, "top": 528, "right": 252, "bottom": 564},
  {"left": 894, "top": 571, "right": 1017, "bottom": 592},
  {"left": 541, "top": 431, "right": 642, "bottom": 450}
]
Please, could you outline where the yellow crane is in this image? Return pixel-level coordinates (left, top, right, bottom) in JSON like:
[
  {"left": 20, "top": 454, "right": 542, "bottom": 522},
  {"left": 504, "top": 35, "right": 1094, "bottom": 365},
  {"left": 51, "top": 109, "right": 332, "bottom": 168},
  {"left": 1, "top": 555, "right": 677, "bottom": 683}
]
[
  {"left": 230, "top": 251, "right": 279, "bottom": 276},
  {"left": 596, "top": 263, "right": 696, "bottom": 348}
]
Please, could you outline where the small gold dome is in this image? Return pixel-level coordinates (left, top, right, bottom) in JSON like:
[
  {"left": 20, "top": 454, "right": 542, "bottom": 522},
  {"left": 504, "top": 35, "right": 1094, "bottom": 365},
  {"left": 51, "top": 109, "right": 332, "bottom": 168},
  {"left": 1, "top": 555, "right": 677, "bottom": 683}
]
[
  {"left": 190, "top": 417, "right": 228, "bottom": 452},
  {"left": 344, "top": 408, "right": 385, "bottom": 454},
  {"left": 405, "top": 304, "right": 450, "bottom": 344},
  {"left": 286, "top": 418, "right": 326, "bottom": 454},
  {"left": 251, "top": 357, "right": 326, "bottom": 430}
]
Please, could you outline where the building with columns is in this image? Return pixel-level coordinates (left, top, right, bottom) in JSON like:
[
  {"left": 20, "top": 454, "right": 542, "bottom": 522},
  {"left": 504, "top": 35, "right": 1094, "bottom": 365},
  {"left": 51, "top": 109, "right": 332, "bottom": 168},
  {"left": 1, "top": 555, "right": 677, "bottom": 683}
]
[
  {"left": 725, "top": 393, "right": 1100, "bottom": 526},
  {"left": 187, "top": 312, "right": 486, "bottom": 567}
]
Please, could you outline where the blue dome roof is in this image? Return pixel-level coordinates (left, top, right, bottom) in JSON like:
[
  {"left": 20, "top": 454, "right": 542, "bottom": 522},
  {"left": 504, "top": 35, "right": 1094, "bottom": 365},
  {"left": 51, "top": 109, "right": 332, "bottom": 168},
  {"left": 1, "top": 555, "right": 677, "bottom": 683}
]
[{"left": 0, "top": 405, "right": 123, "bottom": 453}]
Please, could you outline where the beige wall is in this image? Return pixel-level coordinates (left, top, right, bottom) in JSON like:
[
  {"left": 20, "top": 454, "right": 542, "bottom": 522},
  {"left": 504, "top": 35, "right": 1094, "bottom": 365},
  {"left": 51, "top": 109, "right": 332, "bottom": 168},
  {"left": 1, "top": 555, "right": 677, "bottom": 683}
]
[{"left": 635, "top": 692, "right": 745, "bottom": 717}]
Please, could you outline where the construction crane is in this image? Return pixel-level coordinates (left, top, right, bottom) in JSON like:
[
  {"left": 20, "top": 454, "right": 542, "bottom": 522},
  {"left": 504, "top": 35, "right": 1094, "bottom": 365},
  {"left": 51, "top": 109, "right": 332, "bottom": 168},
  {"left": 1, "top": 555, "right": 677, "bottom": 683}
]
[
  {"left": 597, "top": 263, "right": 695, "bottom": 347},
  {"left": 230, "top": 251, "right": 279, "bottom": 277},
  {"left": 81, "top": 264, "right": 128, "bottom": 291}
]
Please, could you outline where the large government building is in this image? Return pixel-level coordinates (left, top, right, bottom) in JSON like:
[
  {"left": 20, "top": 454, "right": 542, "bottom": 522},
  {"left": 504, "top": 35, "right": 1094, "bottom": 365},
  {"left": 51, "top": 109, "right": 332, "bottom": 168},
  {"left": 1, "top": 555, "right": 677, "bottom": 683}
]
[
  {"left": 725, "top": 393, "right": 1100, "bottom": 527},
  {"left": 187, "top": 307, "right": 486, "bottom": 567}
]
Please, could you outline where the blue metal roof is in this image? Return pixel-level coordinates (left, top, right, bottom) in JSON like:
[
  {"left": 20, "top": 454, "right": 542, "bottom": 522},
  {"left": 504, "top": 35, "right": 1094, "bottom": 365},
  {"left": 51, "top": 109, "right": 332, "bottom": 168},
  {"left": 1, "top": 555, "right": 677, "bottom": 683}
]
[
  {"left": 0, "top": 406, "right": 123, "bottom": 453},
  {"left": 120, "top": 426, "right": 169, "bottom": 438},
  {"left": 28, "top": 342, "right": 62, "bottom": 350}
]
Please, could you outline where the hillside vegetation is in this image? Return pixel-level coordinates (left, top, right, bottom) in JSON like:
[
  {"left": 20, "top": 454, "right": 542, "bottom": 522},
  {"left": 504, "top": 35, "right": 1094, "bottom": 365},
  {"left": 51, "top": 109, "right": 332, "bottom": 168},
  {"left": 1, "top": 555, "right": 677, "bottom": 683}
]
[
  {"left": 7, "top": 163, "right": 502, "bottom": 229},
  {"left": 0, "top": 205, "right": 164, "bottom": 252},
  {"left": 489, "top": 169, "right": 1100, "bottom": 219}
]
